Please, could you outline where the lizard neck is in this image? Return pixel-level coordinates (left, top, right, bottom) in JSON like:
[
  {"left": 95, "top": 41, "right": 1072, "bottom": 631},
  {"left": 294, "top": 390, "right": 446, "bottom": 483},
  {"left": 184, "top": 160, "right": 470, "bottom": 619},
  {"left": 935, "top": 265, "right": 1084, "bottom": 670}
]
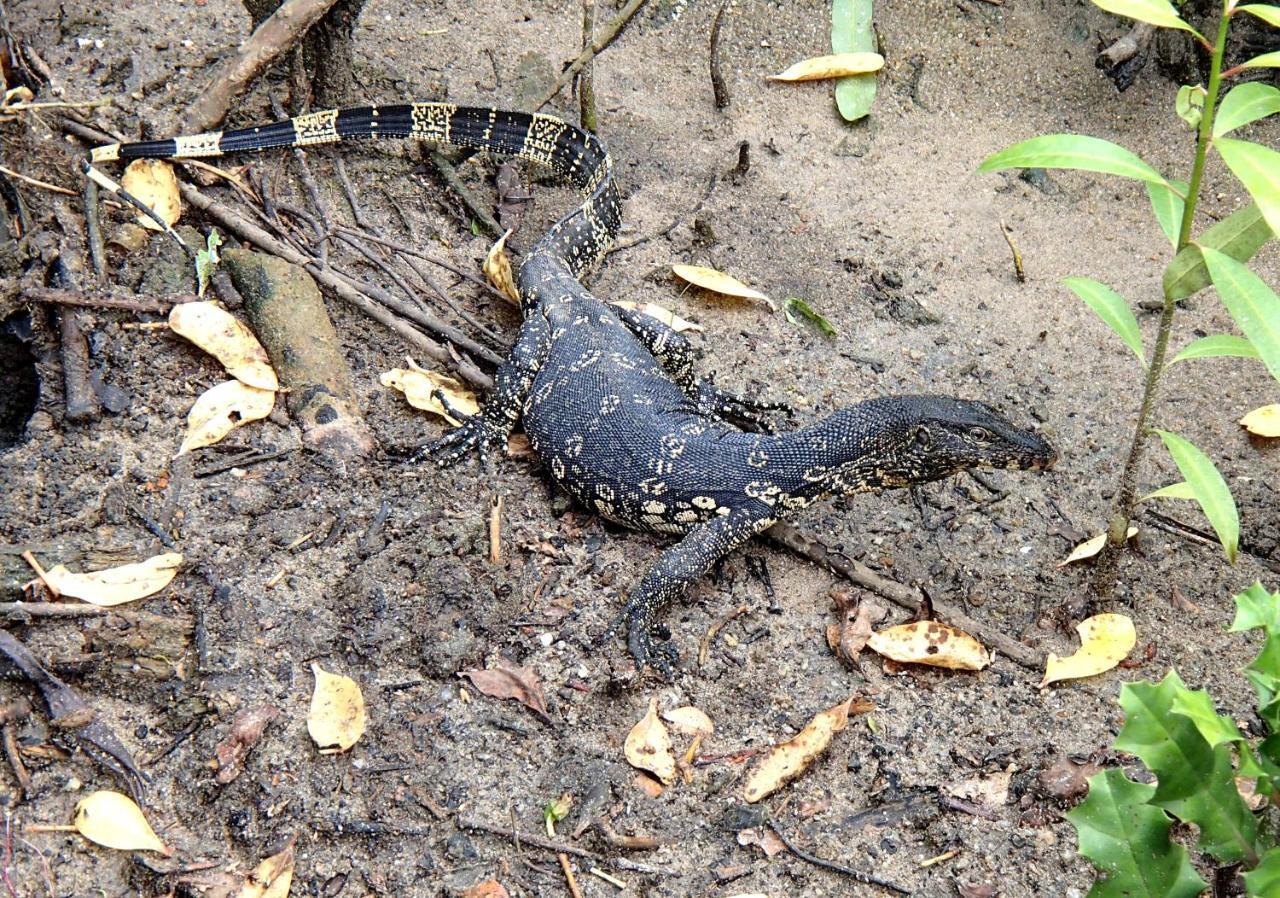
[{"left": 777, "top": 397, "right": 927, "bottom": 496}]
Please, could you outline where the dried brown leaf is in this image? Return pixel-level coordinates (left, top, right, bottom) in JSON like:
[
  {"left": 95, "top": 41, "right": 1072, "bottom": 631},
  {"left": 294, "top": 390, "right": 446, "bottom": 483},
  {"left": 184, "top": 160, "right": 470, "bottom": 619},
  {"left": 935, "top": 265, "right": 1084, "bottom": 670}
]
[
  {"left": 214, "top": 705, "right": 280, "bottom": 784},
  {"left": 307, "top": 664, "right": 366, "bottom": 754},
  {"left": 380, "top": 359, "right": 480, "bottom": 426},
  {"left": 459, "top": 659, "right": 550, "bottom": 722},
  {"left": 661, "top": 705, "right": 714, "bottom": 737},
  {"left": 1240, "top": 404, "right": 1280, "bottom": 437},
  {"left": 736, "top": 827, "right": 786, "bottom": 857},
  {"left": 169, "top": 301, "right": 279, "bottom": 390},
  {"left": 73, "top": 790, "right": 170, "bottom": 854},
  {"left": 122, "top": 159, "right": 181, "bottom": 230},
  {"left": 179, "top": 380, "right": 275, "bottom": 454},
  {"left": 1058, "top": 527, "right": 1137, "bottom": 566},
  {"left": 742, "top": 695, "right": 864, "bottom": 803},
  {"left": 461, "top": 880, "right": 511, "bottom": 898},
  {"left": 238, "top": 840, "right": 295, "bottom": 898},
  {"left": 624, "top": 697, "right": 677, "bottom": 786},
  {"left": 671, "top": 264, "right": 775, "bottom": 309},
  {"left": 42, "top": 552, "right": 182, "bottom": 606},
  {"left": 1041, "top": 613, "right": 1137, "bottom": 687},
  {"left": 768, "top": 52, "right": 885, "bottom": 82},
  {"left": 866, "top": 621, "right": 990, "bottom": 671},
  {"left": 483, "top": 231, "right": 520, "bottom": 304}
]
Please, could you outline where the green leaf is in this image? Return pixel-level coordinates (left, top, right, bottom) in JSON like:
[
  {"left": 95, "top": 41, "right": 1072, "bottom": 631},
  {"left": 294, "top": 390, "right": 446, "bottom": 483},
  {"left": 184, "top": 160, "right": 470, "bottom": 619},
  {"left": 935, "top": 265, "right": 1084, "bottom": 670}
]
[
  {"left": 1229, "top": 581, "right": 1280, "bottom": 632},
  {"left": 1090, "top": 0, "right": 1205, "bottom": 39},
  {"left": 1063, "top": 277, "right": 1145, "bottom": 365},
  {"left": 1169, "top": 687, "right": 1245, "bottom": 747},
  {"left": 1154, "top": 430, "right": 1239, "bottom": 563},
  {"left": 979, "top": 134, "right": 1169, "bottom": 185},
  {"left": 1163, "top": 203, "right": 1273, "bottom": 301},
  {"left": 1245, "top": 847, "right": 1280, "bottom": 898},
  {"left": 1170, "top": 334, "right": 1260, "bottom": 364},
  {"left": 1147, "top": 179, "right": 1188, "bottom": 246},
  {"left": 1176, "top": 84, "right": 1205, "bottom": 129},
  {"left": 194, "top": 228, "right": 223, "bottom": 299},
  {"left": 1241, "top": 51, "right": 1280, "bottom": 69},
  {"left": 1216, "top": 138, "right": 1280, "bottom": 238},
  {"left": 1117, "top": 674, "right": 1258, "bottom": 864},
  {"left": 1213, "top": 82, "right": 1280, "bottom": 138},
  {"left": 782, "top": 297, "right": 838, "bottom": 337},
  {"left": 1066, "top": 769, "right": 1206, "bottom": 898},
  {"left": 1201, "top": 246, "right": 1280, "bottom": 383},
  {"left": 1236, "top": 3, "right": 1280, "bottom": 28},
  {"left": 1140, "top": 481, "right": 1196, "bottom": 501},
  {"left": 831, "top": 0, "right": 876, "bottom": 122}
]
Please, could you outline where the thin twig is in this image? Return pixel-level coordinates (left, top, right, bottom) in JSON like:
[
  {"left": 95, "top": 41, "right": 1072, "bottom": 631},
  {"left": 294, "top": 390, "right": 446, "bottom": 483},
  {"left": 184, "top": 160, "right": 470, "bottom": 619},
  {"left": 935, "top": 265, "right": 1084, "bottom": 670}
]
[
  {"left": 425, "top": 148, "right": 503, "bottom": 238},
  {"left": 559, "top": 853, "right": 585, "bottom": 898},
  {"left": 698, "top": 604, "right": 748, "bottom": 666},
  {"left": 0, "top": 165, "right": 74, "bottom": 195},
  {"left": 333, "top": 155, "right": 369, "bottom": 228},
  {"left": 579, "top": 0, "right": 598, "bottom": 132},
  {"left": 0, "top": 603, "right": 111, "bottom": 618},
  {"left": 336, "top": 226, "right": 515, "bottom": 307},
  {"left": 709, "top": 2, "right": 731, "bottom": 110},
  {"left": 532, "top": 0, "right": 650, "bottom": 110},
  {"left": 768, "top": 822, "right": 911, "bottom": 895},
  {"left": 456, "top": 817, "right": 672, "bottom": 876},
  {"left": 81, "top": 177, "right": 106, "bottom": 281},
  {"left": 20, "top": 287, "right": 175, "bottom": 313}
]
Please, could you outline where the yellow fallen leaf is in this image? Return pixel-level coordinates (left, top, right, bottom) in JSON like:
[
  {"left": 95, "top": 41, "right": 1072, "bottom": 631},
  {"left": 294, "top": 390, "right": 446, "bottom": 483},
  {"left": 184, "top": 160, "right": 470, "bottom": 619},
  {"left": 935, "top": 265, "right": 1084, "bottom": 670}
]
[
  {"left": 121, "top": 159, "right": 181, "bottom": 230},
  {"left": 178, "top": 380, "right": 276, "bottom": 454},
  {"left": 380, "top": 358, "right": 479, "bottom": 426},
  {"left": 484, "top": 230, "right": 521, "bottom": 305},
  {"left": 42, "top": 552, "right": 182, "bottom": 606},
  {"left": 307, "top": 663, "right": 366, "bottom": 753},
  {"left": 743, "top": 696, "right": 861, "bottom": 803},
  {"left": 239, "top": 840, "right": 295, "bottom": 898},
  {"left": 624, "top": 697, "right": 676, "bottom": 786},
  {"left": 672, "top": 264, "right": 775, "bottom": 309},
  {"left": 74, "top": 790, "right": 170, "bottom": 854},
  {"left": 768, "top": 52, "right": 885, "bottom": 82},
  {"left": 1058, "top": 527, "right": 1138, "bottom": 566},
  {"left": 661, "top": 705, "right": 714, "bottom": 737},
  {"left": 169, "top": 301, "right": 279, "bottom": 390},
  {"left": 1240, "top": 404, "right": 1280, "bottom": 437},
  {"left": 1041, "top": 613, "right": 1137, "bottom": 688},
  {"left": 610, "top": 301, "right": 703, "bottom": 333},
  {"left": 866, "top": 621, "right": 990, "bottom": 670}
]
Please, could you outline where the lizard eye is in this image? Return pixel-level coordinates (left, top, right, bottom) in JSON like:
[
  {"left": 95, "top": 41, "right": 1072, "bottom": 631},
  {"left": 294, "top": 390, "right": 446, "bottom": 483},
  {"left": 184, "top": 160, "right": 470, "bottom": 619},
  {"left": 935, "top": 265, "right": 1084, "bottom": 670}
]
[
  {"left": 914, "top": 427, "right": 931, "bottom": 448},
  {"left": 968, "top": 426, "right": 992, "bottom": 442}
]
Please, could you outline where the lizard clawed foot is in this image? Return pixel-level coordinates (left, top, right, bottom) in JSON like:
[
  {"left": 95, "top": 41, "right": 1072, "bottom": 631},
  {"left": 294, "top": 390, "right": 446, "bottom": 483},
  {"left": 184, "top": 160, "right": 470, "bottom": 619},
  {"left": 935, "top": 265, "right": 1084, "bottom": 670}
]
[
  {"left": 607, "top": 602, "right": 680, "bottom": 681},
  {"left": 412, "top": 414, "right": 507, "bottom": 469},
  {"left": 696, "top": 380, "right": 792, "bottom": 433}
]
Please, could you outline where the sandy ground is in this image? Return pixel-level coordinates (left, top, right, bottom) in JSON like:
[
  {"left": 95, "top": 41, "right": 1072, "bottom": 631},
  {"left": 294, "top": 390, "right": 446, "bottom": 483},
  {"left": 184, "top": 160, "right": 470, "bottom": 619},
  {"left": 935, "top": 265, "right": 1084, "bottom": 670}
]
[{"left": 1, "top": 0, "right": 1279, "bottom": 895}]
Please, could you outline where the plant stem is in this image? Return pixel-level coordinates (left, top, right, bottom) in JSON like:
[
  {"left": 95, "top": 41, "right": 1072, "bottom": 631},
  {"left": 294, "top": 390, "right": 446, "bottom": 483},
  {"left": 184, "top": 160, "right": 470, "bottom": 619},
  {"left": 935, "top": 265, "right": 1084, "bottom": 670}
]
[{"left": 1092, "top": 7, "right": 1232, "bottom": 595}]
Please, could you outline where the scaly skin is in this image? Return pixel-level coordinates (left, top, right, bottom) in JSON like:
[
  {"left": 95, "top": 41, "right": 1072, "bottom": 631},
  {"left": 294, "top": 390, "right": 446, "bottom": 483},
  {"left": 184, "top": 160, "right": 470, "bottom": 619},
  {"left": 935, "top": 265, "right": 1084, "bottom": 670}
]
[{"left": 88, "top": 103, "right": 1057, "bottom": 678}]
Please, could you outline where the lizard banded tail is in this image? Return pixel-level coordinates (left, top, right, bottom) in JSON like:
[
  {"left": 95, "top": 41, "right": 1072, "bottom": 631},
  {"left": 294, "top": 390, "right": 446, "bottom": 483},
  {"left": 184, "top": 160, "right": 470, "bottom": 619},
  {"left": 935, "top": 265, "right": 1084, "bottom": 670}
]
[{"left": 85, "top": 103, "right": 621, "bottom": 282}]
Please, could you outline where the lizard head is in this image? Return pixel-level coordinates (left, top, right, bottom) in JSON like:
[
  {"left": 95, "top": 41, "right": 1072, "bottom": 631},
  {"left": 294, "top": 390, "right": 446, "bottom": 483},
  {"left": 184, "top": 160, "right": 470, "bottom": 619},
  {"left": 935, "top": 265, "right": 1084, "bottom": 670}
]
[{"left": 820, "top": 396, "right": 1056, "bottom": 492}]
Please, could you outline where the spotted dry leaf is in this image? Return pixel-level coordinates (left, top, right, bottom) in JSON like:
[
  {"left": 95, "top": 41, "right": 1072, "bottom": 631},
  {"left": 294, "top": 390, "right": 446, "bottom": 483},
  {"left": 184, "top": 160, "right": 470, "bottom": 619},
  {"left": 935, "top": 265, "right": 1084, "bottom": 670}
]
[
  {"left": 1240, "top": 404, "right": 1280, "bottom": 437},
  {"left": 768, "top": 51, "right": 885, "bottom": 82},
  {"left": 179, "top": 380, "right": 276, "bottom": 454},
  {"left": 624, "top": 697, "right": 677, "bottom": 786},
  {"left": 121, "top": 159, "right": 181, "bottom": 230},
  {"left": 483, "top": 230, "right": 520, "bottom": 304},
  {"left": 1040, "top": 613, "right": 1137, "bottom": 688},
  {"left": 742, "top": 695, "right": 867, "bottom": 803},
  {"left": 41, "top": 551, "right": 182, "bottom": 606},
  {"left": 307, "top": 664, "right": 366, "bottom": 754},
  {"left": 866, "top": 621, "right": 990, "bottom": 671},
  {"left": 380, "top": 358, "right": 479, "bottom": 427},
  {"left": 460, "top": 659, "right": 551, "bottom": 724},
  {"left": 169, "top": 301, "right": 279, "bottom": 390}
]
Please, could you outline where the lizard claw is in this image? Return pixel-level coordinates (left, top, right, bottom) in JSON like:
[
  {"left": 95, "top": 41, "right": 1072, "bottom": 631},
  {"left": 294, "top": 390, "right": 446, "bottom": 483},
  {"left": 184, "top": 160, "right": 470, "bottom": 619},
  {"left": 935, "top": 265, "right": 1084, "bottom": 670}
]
[
  {"left": 610, "top": 602, "right": 680, "bottom": 681},
  {"left": 697, "top": 380, "right": 792, "bottom": 433}
]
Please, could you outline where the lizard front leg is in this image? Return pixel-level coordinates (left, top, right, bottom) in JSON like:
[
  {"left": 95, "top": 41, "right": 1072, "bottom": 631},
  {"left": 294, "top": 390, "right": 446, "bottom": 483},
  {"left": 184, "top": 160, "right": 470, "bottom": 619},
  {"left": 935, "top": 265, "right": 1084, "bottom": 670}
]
[
  {"left": 614, "top": 502, "right": 777, "bottom": 678},
  {"left": 424, "top": 313, "right": 552, "bottom": 467},
  {"left": 609, "top": 306, "right": 791, "bottom": 431}
]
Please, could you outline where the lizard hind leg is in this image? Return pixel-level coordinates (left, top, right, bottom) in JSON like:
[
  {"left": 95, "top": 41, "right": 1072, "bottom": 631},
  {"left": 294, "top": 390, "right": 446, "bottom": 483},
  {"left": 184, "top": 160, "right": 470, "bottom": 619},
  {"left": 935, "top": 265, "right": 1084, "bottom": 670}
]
[{"left": 613, "top": 503, "right": 777, "bottom": 678}]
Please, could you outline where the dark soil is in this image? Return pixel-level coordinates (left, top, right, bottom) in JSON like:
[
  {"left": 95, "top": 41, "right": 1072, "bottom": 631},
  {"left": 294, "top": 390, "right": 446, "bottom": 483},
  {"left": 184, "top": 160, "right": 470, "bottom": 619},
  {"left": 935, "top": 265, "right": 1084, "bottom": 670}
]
[{"left": 1, "top": 0, "right": 1278, "bottom": 896}]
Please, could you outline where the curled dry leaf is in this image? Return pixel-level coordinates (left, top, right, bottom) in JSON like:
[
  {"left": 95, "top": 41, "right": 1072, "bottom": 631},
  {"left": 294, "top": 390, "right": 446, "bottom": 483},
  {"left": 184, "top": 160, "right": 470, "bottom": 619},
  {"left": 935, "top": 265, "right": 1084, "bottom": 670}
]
[
  {"left": 179, "top": 380, "right": 276, "bottom": 454},
  {"left": 459, "top": 659, "right": 551, "bottom": 723},
  {"left": 1041, "top": 613, "right": 1137, "bottom": 688},
  {"left": 742, "top": 695, "right": 864, "bottom": 803},
  {"left": 214, "top": 704, "right": 281, "bottom": 785},
  {"left": 169, "top": 301, "right": 279, "bottom": 390},
  {"left": 768, "top": 52, "right": 885, "bottom": 82},
  {"left": 671, "top": 264, "right": 775, "bottom": 310},
  {"left": 483, "top": 231, "right": 521, "bottom": 305},
  {"left": 42, "top": 551, "right": 182, "bottom": 606},
  {"left": 826, "top": 590, "right": 885, "bottom": 667},
  {"left": 662, "top": 705, "right": 714, "bottom": 737},
  {"left": 239, "top": 840, "right": 295, "bottom": 898},
  {"left": 737, "top": 827, "right": 786, "bottom": 857},
  {"left": 1058, "top": 527, "right": 1138, "bottom": 566},
  {"left": 1240, "top": 404, "right": 1280, "bottom": 437},
  {"left": 74, "top": 790, "right": 170, "bottom": 854},
  {"left": 380, "top": 358, "right": 479, "bottom": 427},
  {"left": 461, "top": 881, "right": 511, "bottom": 898},
  {"left": 609, "top": 301, "right": 703, "bottom": 333},
  {"left": 307, "top": 663, "right": 367, "bottom": 754},
  {"left": 624, "top": 697, "right": 677, "bottom": 786},
  {"left": 121, "top": 159, "right": 181, "bottom": 231},
  {"left": 866, "top": 621, "right": 990, "bottom": 671}
]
